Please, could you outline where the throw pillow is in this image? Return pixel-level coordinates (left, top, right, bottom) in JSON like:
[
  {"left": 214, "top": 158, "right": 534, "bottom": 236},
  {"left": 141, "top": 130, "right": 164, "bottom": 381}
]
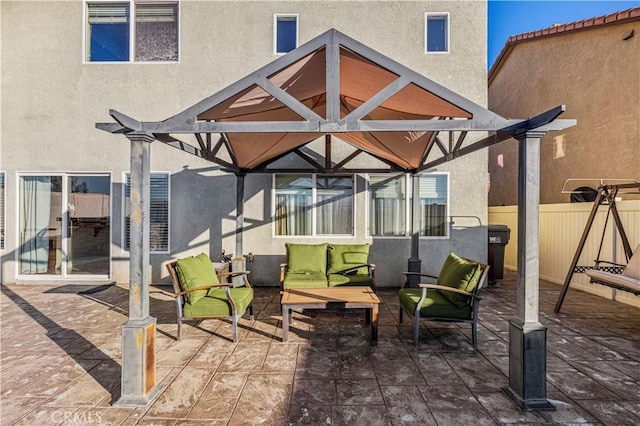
[{"left": 176, "top": 253, "right": 219, "bottom": 304}]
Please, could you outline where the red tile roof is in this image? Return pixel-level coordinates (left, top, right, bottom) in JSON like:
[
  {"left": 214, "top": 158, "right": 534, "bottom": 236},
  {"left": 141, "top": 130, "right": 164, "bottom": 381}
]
[{"left": 489, "top": 7, "right": 640, "bottom": 81}]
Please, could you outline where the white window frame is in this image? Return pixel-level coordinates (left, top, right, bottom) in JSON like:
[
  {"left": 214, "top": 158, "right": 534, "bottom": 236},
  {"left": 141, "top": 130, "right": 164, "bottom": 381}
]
[
  {"left": 273, "top": 14, "right": 299, "bottom": 55},
  {"left": 83, "top": 0, "right": 181, "bottom": 64},
  {"left": 272, "top": 173, "right": 356, "bottom": 238},
  {"left": 15, "top": 171, "right": 113, "bottom": 281},
  {"left": 122, "top": 171, "right": 171, "bottom": 254},
  {"left": 0, "top": 171, "right": 5, "bottom": 251},
  {"left": 425, "top": 12, "right": 450, "bottom": 54},
  {"left": 366, "top": 173, "right": 450, "bottom": 239}
]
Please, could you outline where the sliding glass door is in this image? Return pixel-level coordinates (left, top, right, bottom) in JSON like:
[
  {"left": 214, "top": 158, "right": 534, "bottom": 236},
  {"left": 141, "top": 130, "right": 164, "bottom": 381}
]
[{"left": 18, "top": 174, "right": 111, "bottom": 278}]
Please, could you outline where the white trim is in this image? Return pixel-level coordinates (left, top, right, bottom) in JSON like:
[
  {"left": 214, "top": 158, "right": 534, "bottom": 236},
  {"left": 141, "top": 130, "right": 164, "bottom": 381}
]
[
  {"left": 273, "top": 13, "right": 299, "bottom": 55},
  {"left": 425, "top": 12, "right": 450, "bottom": 54},
  {"left": 418, "top": 171, "right": 450, "bottom": 239},
  {"left": 272, "top": 173, "right": 355, "bottom": 238},
  {"left": 15, "top": 172, "right": 112, "bottom": 281},
  {"left": 365, "top": 172, "right": 450, "bottom": 239},
  {"left": 83, "top": 0, "right": 181, "bottom": 64},
  {"left": 365, "top": 173, "right": 411, "bottom": 239}
]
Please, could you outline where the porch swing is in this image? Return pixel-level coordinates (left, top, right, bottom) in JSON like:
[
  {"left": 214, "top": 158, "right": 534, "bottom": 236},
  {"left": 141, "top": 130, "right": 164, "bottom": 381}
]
[{"left": 554, "top": 182, "right": 640, "bottom": 313}]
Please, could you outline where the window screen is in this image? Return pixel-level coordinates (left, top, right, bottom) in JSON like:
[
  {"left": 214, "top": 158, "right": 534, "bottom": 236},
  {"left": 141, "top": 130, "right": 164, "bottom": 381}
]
[{"left": 124, "top": 173, "right": 169, "bottom": 252}]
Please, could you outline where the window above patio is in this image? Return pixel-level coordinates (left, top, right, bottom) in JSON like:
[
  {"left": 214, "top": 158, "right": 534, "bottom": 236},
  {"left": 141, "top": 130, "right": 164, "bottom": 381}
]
[{"left": 85, "top": 1, "right": 179, "bottom": 63}]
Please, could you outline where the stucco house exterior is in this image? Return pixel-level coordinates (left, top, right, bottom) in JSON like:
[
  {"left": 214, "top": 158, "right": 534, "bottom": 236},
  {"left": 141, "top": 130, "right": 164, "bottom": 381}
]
[
  {"left": 1, "top": 0, "right": 493, "bottom": 287},
  {"left": 488, "top": 7, "right": 640, "bottom": 206}
]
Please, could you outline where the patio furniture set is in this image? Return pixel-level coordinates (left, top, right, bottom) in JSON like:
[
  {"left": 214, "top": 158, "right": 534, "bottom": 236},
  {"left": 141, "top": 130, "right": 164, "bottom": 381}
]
[{"left": 164, "top": 243, "right": 490, "bottom": 346}]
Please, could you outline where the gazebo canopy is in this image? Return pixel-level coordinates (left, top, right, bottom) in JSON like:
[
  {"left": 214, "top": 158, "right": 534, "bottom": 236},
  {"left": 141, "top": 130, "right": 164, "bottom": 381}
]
[
  {"left": 97, "top": 28, "right": 576, "bottom": 409},
  {"left": 97, "top": 29, "right": 572, "bottom": 173}
]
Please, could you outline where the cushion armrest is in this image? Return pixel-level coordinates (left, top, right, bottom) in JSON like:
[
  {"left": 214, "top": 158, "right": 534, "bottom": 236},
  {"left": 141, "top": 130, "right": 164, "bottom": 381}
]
[
  {"left": 418, "top": 283, "right": 481, "bottom": 300},
  {"left": 176, "top": 283, "right": 232, "bottom": 298},
  {"left": 403, "top": 272, "right": 438, "bottom": 279},
  {"left": 218, "top": 270, "right": 251, "bottom": 278}
]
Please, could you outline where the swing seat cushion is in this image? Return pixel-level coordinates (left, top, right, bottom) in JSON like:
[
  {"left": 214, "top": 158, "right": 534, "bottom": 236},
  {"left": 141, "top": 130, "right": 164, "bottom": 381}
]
[{"left": 585, "top": 244, "right": 640, "bottom": 294}]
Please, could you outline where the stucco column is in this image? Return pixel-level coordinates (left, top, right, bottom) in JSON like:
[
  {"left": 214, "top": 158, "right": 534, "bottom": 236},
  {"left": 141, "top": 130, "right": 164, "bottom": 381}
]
[
  {"left": 117, "top": 131, "right": 161, "bottom": 406},
  {"left": 504, "top": 130, "right": 554, "bottom": 411}
]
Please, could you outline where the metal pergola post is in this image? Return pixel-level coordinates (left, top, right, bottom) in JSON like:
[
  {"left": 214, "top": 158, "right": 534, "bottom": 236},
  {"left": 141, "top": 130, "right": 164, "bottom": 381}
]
[
  {"left": 407, "top": 173, "right": 422, "bottom": 288},
  {"left": 117, "top": 131, "right": 161, "bottom": 406},
  {"left": 503, "top": 130, "right": 554, "bottom": 411}
]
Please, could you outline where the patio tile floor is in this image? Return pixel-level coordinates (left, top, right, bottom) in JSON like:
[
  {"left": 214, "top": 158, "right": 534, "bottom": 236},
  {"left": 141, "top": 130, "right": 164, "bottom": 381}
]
[{"left": 1, "top": 270, "right": 639, "bottom": 425}]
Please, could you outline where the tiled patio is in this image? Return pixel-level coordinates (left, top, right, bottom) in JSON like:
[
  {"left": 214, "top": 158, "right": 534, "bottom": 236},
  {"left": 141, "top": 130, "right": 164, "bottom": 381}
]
[{"left": 1, "top": 271, "right": 639, "bottom": 425}]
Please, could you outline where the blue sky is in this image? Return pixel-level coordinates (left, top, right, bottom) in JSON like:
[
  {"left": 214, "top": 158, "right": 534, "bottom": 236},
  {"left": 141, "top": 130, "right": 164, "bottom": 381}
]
[{"left": 488, "top": 0, "right": 640, "bottom": 68}]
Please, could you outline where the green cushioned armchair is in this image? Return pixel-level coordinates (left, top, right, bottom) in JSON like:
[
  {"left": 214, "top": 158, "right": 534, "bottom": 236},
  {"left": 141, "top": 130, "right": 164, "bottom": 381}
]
[
  {"left": 279, "top": 243, "right": 376, "bottom": 291},
  {"left": 165, "top": 253, "right": 254, "bottom": 342},
  {"left": 400, "top": 253, "right": 489, "bottom": 347}
]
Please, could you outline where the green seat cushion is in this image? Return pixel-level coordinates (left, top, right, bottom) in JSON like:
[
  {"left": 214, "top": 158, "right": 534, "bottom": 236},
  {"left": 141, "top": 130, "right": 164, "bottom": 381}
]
[
  {"left": 327, "top": 243, "right": 370, "bottom": 275},
  {"left": 399, "top": 288, "right": 472, "bottom": 320},
  {"left": 283, "top": 272, "right": 328, "bottom": 289},
  {"left": 176, "top": 253, "right": 219, "bottom": 304},
  {"left": 286, "top": 243, "right": 328, "bottom": 273},
  {"left": 437, "top": 253, "right": 481, "bottom": 305},
  {"left": 328, "top": 273, "right": 373, "bottom": 287},
  {"left": 184, "top": 287, "right": 253, "bottom": 317}
]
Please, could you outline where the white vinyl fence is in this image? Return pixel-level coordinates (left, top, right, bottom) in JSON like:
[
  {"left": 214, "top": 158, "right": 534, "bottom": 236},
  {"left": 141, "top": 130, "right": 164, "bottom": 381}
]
[{"left": 489, "top": 200, "right": 640, "bottom": 308}]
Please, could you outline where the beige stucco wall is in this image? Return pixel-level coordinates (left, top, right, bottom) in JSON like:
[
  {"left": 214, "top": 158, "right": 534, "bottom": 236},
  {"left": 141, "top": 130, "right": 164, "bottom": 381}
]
[
  {"left": 1, "top": 0, "right": 489, "bottom": 286},
  {"left": 488, "top": 20, "right": 640, "bottom": 206}
]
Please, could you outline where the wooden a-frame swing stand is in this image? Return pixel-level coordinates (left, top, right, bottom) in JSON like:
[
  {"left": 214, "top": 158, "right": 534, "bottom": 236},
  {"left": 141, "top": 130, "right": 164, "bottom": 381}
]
[{"left": 554, "top": 182, "right": 640, "bottom": 313}]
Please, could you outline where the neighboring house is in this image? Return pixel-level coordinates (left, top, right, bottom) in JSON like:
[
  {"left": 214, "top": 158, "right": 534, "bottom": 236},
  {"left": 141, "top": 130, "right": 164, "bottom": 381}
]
[
  {"left": 1, "top": 0, "right": 491, "bottom": 286},
  {"left": 488, "top": 8, "right": 640, "bottom": 206}
]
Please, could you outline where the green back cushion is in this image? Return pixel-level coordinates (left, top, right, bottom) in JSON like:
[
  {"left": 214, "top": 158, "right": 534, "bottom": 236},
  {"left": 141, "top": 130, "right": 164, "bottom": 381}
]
[
  {"left": 438, "top": 253, "right": 481, "bottom": 297},
  {"left": 327, "top": 244, "right": 370, "bottom": 274},
  {"left": 286, "top": 243, "right": 328, "bottom": 273},
  {"left": 176, "top": 253, "right": 219, "bottom": 304}
]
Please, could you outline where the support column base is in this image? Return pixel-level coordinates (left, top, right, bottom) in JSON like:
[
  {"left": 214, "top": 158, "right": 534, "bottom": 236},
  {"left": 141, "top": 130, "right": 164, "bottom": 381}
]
[
  {"left": 504, "top": 320, "right": 555, "bottom": 411},
  {"left": 116, "top": 316, "right": 162, "bottom": 406},
  {"left": 502, "top": 387, "right": 555, "bottom": 411}
]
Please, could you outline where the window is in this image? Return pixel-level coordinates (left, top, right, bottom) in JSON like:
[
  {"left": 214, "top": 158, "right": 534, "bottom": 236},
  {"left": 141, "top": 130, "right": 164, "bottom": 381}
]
[
  {"left": 274, "top": 14, "right": 298, "bottom": 54},
  {"left": 425, "top": 13, "right": 449, "bottom": 53},
  {"left": 0, "top": 172, "right": 4, "bottom": 250},
  {"left": 368, "top": 173, "right": 449, "bottom": 238},
  {"left": 369, "top": 175, "right": 407, "bottom": 237},
  {"left": 274, "top": 174, "right": 354, "bottom": 236},
  {"left": 124, "top": 173, "right": 170, "bottom": 252},
  {"left": 85, "top": 1, "right": 179, "bottom": 62},
  {"left": 418, "top": 173, "right": 449, "bottom": 237}
]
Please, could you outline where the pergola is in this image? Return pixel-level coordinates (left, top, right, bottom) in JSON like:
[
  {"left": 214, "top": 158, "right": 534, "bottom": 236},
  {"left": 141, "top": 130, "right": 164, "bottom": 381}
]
[{"left": 97, "top": 29, "right": 575, "bottom": 410}]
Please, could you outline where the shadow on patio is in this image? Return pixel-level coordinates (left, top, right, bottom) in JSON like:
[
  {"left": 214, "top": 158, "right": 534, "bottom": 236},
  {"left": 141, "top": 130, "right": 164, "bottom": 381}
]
[{"left": 1, "top": 270, "right": 639, "bottom": 425}]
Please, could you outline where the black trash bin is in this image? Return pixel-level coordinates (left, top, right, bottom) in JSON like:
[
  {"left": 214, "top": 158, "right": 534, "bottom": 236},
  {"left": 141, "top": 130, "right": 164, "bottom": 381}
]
[{"left": 488, "top": 224, "right": 511, "bottom": 282}]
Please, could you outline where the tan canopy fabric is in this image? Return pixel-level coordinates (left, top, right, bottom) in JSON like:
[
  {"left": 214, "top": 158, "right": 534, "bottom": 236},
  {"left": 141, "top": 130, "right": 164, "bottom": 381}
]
[
  {"left": 196, "top": 46, "right": 471, "bottom": 169},
  {"left": 99, "top": 29, "right": 571, "bottom": 173}
]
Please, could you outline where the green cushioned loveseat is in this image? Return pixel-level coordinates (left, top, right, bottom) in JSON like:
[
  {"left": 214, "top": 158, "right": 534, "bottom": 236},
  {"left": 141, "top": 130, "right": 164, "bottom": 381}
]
[{"left": 279, "top": 243, "right": 376, "bottom": 291}]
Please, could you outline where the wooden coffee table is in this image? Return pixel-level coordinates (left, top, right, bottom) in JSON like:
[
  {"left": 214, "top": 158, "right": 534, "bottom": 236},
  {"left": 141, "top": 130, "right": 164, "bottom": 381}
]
[{"left": 281, "top": 286, "right": 380, "bottom": 343}]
